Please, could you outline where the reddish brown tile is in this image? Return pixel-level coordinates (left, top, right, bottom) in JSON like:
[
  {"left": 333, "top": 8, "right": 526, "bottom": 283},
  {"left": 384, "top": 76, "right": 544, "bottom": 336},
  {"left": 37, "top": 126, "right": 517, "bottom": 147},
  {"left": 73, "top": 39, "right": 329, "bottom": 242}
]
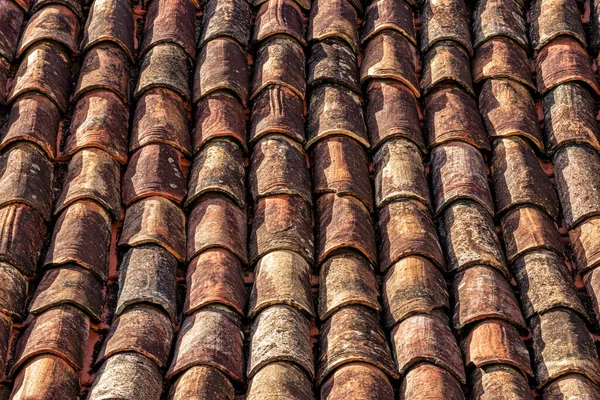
[
  {"left": 199, "top": 0, "right": 252, "bottom": 48},
  {"left": 421, "top": 41, "right": 474, "bottom": 97},
  {"left": 470, "top": 365, "right": 534, "bottom": 400},
  {"left": 0, "top": 263, "right": 26, "bottom": 320},
  {"left": 322, "top": 363, "right": 394, "bottom": 400},
  {"left": 81, "top": 0, "right": 134, "bottom": 61},
  {"left": 472, "top": 0, "right": 527, "bottom": 49},
  {"left": 248, "top": 362, "right": 313, "bottom": 400},
  {"left": 250, "top": 86, "right": 304, "bottom": 145},
  {"left": 308, "top": 0, "right": 358, "bottom": 53},
  {"left": 530, "top": 0, "right": 586, "bottom": 51},
  {"left": 135, "top": 44, "right": 190, "bottom": 101},
  {"left": 473, "top": 37, "right": 534, "bottom": 89},
  {"left": 307, "top": 40, "right": 360, "bottom": 94},
  {"left": 0, "top": 0, "right": 25, "bottom": 62},
  {"left": 542, "top": 374, "right": 600, "bottom": 399},
  {"left": 10, "top": 356, "right": 79, "bottom": 400},
  {"left": 194, "top": 92, "right": 247, "bottom": 153},
  {"left": 571, "top": 216, "right": 600, "bottom": 273},
  {"left": 362, "top": 0, "right": 415, "bottom": 45},
  {"left": 400, "top": 363, "right": 464, "bottom": 400},
  {"left": 170, "top": 365, "right": 235, "bottom": 400},
  {"left": 254, "top": 0, "right": 305, "bottom": 45},
  {"left": 0, "top": 315, "right": 9, "bottom": 377},
  {"left": 420, "top": 0, "right": 472, "bottom": 55},
  {"left": 256, "top": 0, "right": 309, "bottom": 11},
  {"left": 31, "top": 0, "right": 82, "bottom": 18}
]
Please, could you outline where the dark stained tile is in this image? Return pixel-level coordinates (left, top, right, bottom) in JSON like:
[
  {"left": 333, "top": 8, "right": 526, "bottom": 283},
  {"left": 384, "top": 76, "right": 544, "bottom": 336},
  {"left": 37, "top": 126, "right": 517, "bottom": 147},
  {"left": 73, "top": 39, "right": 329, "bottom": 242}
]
[
  {"left": 10, "top": 356, "right": 79, "bottom": 400},
  {"left": 308, "top": 0, "right": 359, "bottom": 54},
  {"left": 322, "top": 363, "right": 394, "bottom": 400},
  {"left": 378, "top": 199, "right": 445, "bottom": 273},
  {"left": 307, "top": 84, "right": 369, "bottom": 149},
  {"left": 255, "top": 0, "right": 310, "bottom": 11},
  {"left": 362, "top": 0, "right": 416, "bottom": 45},
  {"left": 250, "top": 86, "right": 304, "bottom": 146},
  {"left": 361, "top": 31, "right": 419, "bottom": 98},
  {"left": 31, "top": 0, "right": 82, "bottom": 18},
  {"left": 188, "top": 194, "right": 247, "bottom": 263},
  {"left": 135, "top": 44, "right": 190, "bottom": 102},
  {"left": 473, "top": 37, "right": 534, "bottom": 89},
  {"left": 542, "top": 374, "right": 600, "bottom": 399},
  {"left": 194, "top": 38, "right": 249, "bottom": 106},
  {"left": 400, "top": 363, "right": 465, "bottom": 400},
  {"left": 29, "top": 265, "right": 104, "bottom": 322},
  {"left": 470, "top": 365, "right": 534, "bottom": 400},
  {"left": 250, "top": 135, "right": 311, "bottom": 204},
  {"left": 44, "top": 201, "right": 111, "bottom": 281},
  {"left": 194, "top": 92, "right": 247, "bottom": 153},
  {"left": 420, "top": 0, "right": 472, "bottom": 55},
  {"left": 140, "top": 0, "right": 197, "bottom": 59},
  {"left": 364, "top": 80, "right": 424, "bottom": 152},
  {"left": 119, "top": 196, "right": 186, "bottom": 262},
  {"left": 117, "top": 244, "right": 177, "bottom": 321},
  {"left": 248, "top": 362, "right": 313, "bottom": 400},
  {"left": 0, "top": 315, "right": 9, "bottom": 377},
  {"left": 81, "top": 0, "right": 134, "bottom": 61},
  {"left": 592, "top": 0, "right": 600, "bottom": 54},
  {"left": 74, "top": 43, "right": 129, "bottom": 104},
  {"left": 0, "top": 263, "right": 27, "bottom": 320},
  {"left": 530, "top": 0, "right": 586, "bottom": 51},
  {"left": 250, "top": 250, "right": 313, "bottom": 318},
  {"left": 382, "top": 255, "right": 448, "bottom": 328},
  {"left": 319, "top": 305, "right": 398, "bottom": 384},
  {"left": 63, "top": 91, "right": 129, "bottom": 164},
  {"left": 0, "top": 58, "right": 6, "bottom": 105},
  {"left": 571, "top": 216, "right": 600, "bottom": 274},
  {"left": 319, "top": 252, "right": 380, "bottom": 320},
  {"left": 254, "top": 0, "right": 306, "bottom": 45},
  {"left": 479, "top": 79, "right": 544, "bottom": 153},
  {"left": 472, "top": 0, "right": 527, "bottom": 49},
  {"left": 185, "top": 248, "right": 246, "bottom": 317},
  {"left": 424, "top": 87, "right": 489, "bottom": 151},
  {"left": 97, "top": 304, "right": 173, "bottom": 367},
  {"left": 55, "top": 148, "right": 121, "bottom": 219},
  {"left": 0, "top": 0, "right": 25, "bottom": 62},
  {"left": 122, "top": 143, "right": 187, "bottom": 206},
  {"left": 167, "top": 308, "right": 244, "bottom": 383},
  {"left": 420, "top": 41, "right": 474, "bottom": 96},
  {"left": 131, "top": 88, "right": 191, "bottom": 156},
  {"left": 308, "top": 40, "right": 360, "bottom": 94},
  {"left": 9, "top": 43, "right": 71, "bottom": 112},
  {"left": 170, "top": 365, "right": 235, "bottom": 400},
  {"left": 199, "top": 0, "right": 252, "bottom": 48}
]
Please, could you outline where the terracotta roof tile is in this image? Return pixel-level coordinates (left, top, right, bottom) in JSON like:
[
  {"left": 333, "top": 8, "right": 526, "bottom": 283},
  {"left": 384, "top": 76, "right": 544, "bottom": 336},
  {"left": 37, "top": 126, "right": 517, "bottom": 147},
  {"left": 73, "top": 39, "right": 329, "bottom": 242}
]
[
  {"left": 420, "top": 0, "right": 471, "bottom": 54},
  {"left": 194, "top": 92, "right": 247, "bottom": 152},
  {"left": 421, "top": 41, "right": 474, "bottom": 96},
  {"left": 170, "top": 365, "right": 235, "bottom": 400},
  {"left": 362, "top": 0, "right": 416, "bottom": 45},
  {"left": 247, "top": 363, "right": 313, "bottom": 400},
  {"left": 530, "top": 0, "right": 586, "bottom": 51},
  {"left": 0, "top": 57, "right": 7, "bottom": 105},
  {"left": 307, "top": 40, "right": 360, "bottom": 94},
  {"left": 400, "top": 363, "right": 465, "bottom": 400},
  {"left": 571, "top": 216, "right": 600, "bottom": 273},
  {"left": 470, "top": 365, "right": 534, "bottom": 400},
  {"left": 10, "top": 356, "right": 80, "bottom": 400},
  {"left": 322, "top": 363, "right": 395, "bottom": 400},
  {"left": 0, "top": 0, "right": 25, "bottom": 62},
  {"left": 308, "top": 0, "right": 359, "bottom": 53},
  {"left": 135, "top": 44, "right": 191, "bottom": 101},
  {"left": 250, "top": 86, "right": 305, "bottom": 146},
  {"left": 472, "top": 0, "right": 527, "bottom": 50},
  {"left": 0, "top": 315, "right": 9, "bottom": 377},
  {"left": 473, "top": 37, "right": 534, "bottom": 89},
  {"left": 542, "top": 374, "right": 600, "bottom": 399},
  {"left": 253, "top": 0, "right": 306, "bottom": 46},
  {"left": 255, "top": 0, "right": 309, "bottom": 11},
  {"left": 0, "top": 263, "right": 27, "bottom": 320},
  {"left": 199, "top": 0, "right": 252, "bottom": 48},
  {"left": 30, "top": 0, "right": 83, "bottom": 19}
]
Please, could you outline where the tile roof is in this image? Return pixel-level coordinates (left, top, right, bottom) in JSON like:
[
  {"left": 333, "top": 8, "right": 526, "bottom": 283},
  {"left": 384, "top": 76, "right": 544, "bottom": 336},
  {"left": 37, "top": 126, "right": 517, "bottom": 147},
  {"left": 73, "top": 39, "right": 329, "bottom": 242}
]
[{"left": 1, "top": 0, "right": 600, "bottom": 398}]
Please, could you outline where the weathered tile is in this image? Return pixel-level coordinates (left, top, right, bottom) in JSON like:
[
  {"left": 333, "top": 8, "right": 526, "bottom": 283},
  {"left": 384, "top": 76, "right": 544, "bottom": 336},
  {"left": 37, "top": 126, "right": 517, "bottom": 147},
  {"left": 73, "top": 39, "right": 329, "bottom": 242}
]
[
  {"left": 470, "top": 365, "right": 534, "bottom": 400},
  {"left": 31, "top": 0, "right": 82, "bottom": 18},
  {"left": 462, "top": 319, "right": 532, "bottom": 377},
  {"left": 317, "top": 193, "right": 375, "bottom": 265},
  {"left": 365, "top": 80, "right": 424, "bottom": 152},
  {"left": 361, "top": 31, "right": 419, "bottom": 98},
  {"left": 420, "top": 41, "right": 474, "bottom": 97},
  {"left": 81, "top": 0, "right": 134, "bottom": 61},
  {"left": 362, "top": 0, "right": 415, "bottom": 45},
  {"left": 472, "top": 0, "right": 527, "bottom": 49},
  {"left": 501, "top": 206, "right": 564, "bottom": 263},
  {"left": 250, "top": 250, "right": 313, "bottom": 318},
  {"left": 0, "top": 204, "right": 46, "bottom": 277},
  {"left": 122, "top": 144, "right": 187, "bottom": 206},
  {"left": 186, "top": 248, "right": 246, "bottom": 316},
  {"left": 254, "top": 0, "right": 305, "bottom": 45},
  {"left": 383, "top": 255, "right": 448, "bottom": 328},
  {"left": 531, "top": 308, "right": 600, "bottom": 387},
  {"left": 199, "top": 0, "right": 252, "bottom": 48},
  {"left": 0, "top": 58, "right": 6, "bottom": 105},
  {"left": 131, "top": 88, "right": 191, "bottom": 156},
  {"left": 16, "top": 5, "right": 79, "bottom": 58},
  {"left": 307, "top": 40, "right": 360, "bottom": 94},
  {"left": 248, "top": 362, "right": 314, "bottom": 400},
  {"left": 430, "top": 142, "right": 494, "bottom": 217},
  {"left": 117, "top": 244, "right": 177, "bottom": 321},
  {"left": 10, "top": 356, "right": 79, "bottom": 400},
  {"left": 319, "top": 252, "right": 380, "bottom": 320},
  {"left": 319, "top": 305, "right": 398, "bottom": 384},
  {"left": 0, "top": 315, "right": 9, "bottom": 377},
  {"left": 438, "top": 201, "right": 509, "bottom": 277},
  {"left": 45, "top": 201, "right": 111, "bottom": 280},
  {"left": 400, "top": 363, "right": 465, "bottom": 400},
  {"left": 29, "top": 265, "right": 103, "bottom": 321},
  {"left": 251, "top": 194, "right": 313, "bottom": 264},
  {"left": 420, "top": 0, "right": 472, "bottom": 55},
  {"left": 55, "top": 148, "right": 121, "bottom": 219},
  {"left": 188, "top": 194, "right": 247, "bottom": 263},
  {"left": 515, "top": 250, "right": 588, "bottom": 320},
  {"left": 307, "top": 84, "right": 369, "bottom": 149},
  {"left": 542, "top": 82, "right": 600, "bottom": 155},
  {"left": 453, "top": 265, "right": 525, "bottom": 330},
  {"left": 530, "top": 0, "right": 586, "bottom": 51},
  {"left": 308, "top": 0, "right": 358, "bottom": 53},
  {"left": 248, "top": 305, "right": 313, "bottom": 379},
  {"left": 0, "top": 142, "right": 53, "bottom": 221},
  {"left": 473, "top": 37, "right": 534, "bottom": 89},
  {"left": 194, "top": 92, "right": 247, "bottom": 153},
  {"left": 0, "top": 263, "right": 26, "bottom": 320},
  {"left": 542, "top": 374, "right": 600, "bottom": 400},
  {"left": 119, "top": 196, "right": 186, "bottom": 262},
  {"left": 479, "top": 79, "right": 544, "bottom": 153},
  {"left": 167, "top": 308, "right": 244, "bottom": 383},
  {"left": 250, "top": 86, "right": 304, "bottom": 145},
  {"left": 322, "top": 363, "right": 394, "bottom": 400},
  {"left": 255, "top": 0, "right": 310, "bottom": 11},
  {"left": 97, "top": 304, "right": 173, "bottom": 367},
  {"left": 571, "top": 216, "right": 600, "bottom": 273},
  {"left": 250, "top": 135, "right": 311, "bottom": 204},
  {"left": 378, "top": 199, "right": 445, "bottom": 273},
  {"left": 187, "top": 139, "right": 245, "bottom": 208},
  {"left": 536, "top": 37, "right": 599, "bottom": 95},
  {"left": 9, "top": 43, "right": 71, "bottom": 112},
  {"left": 194, "top": 38, "right": 249, "bottom": 106},
  {"left": 392, "top": 312, "right": 466, "bottom": 384},
  {"left": 135, "top": 44, "right": 190, "bottom": 101},
  {"left": 64, "top": 91, "right": 129, "bottom": 164},
  {"left": 0, "top": 0, "right": 25, "bottom": 62},
  {"left": 312, "top": 136, "right": 373, "bottom": 211},
  {"left": 170, "top": 365, "right": 235, "bottom": 400},
  {"left": 11, "top": 305, "right": 89, "bottom": 375},
  {"left": 424, "top": 87, "right": 489, "bottom": 151},
  {"left": 140, "top": 0, "right": 196, "bottom": 59},
  {"left": 88, "top": 352, "right": 162, "bottom": 400},
  {"left": 553, "top": 144, "right": 600, "bottom": 228}
]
